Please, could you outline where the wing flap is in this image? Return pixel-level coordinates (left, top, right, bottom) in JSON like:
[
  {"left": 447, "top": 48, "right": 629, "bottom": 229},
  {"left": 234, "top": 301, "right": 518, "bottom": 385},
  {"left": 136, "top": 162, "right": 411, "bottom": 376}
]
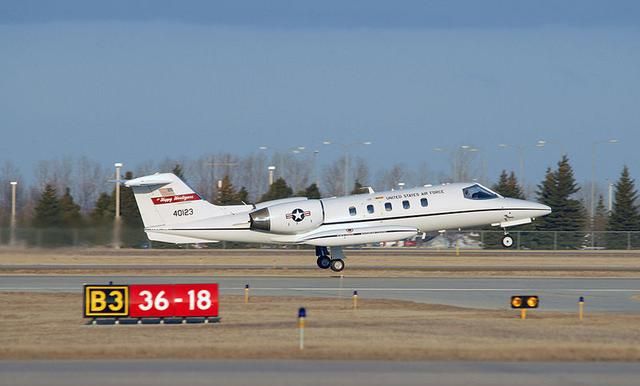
[{"left": 278, "top": 225, "right": 418, "bottom": 247}]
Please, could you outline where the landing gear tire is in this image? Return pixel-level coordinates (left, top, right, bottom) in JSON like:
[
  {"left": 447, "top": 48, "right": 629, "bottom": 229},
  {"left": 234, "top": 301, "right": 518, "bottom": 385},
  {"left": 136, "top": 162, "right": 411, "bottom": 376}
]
[
  {"left": 317, "top": 256, "right": 331, "bottom": 269},
  {"left": 330, "top": 259, "right": 345, "bottom": 272},
  {"left": 501, "top": 234, "right": 514, "bottom": 248}
]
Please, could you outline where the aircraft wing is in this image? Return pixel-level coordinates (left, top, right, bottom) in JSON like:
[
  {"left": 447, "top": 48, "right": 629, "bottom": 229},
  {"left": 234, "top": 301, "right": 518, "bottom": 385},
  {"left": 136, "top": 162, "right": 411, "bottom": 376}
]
[{"left": 272, "top": 225, "right": 418, "bottom": 247}]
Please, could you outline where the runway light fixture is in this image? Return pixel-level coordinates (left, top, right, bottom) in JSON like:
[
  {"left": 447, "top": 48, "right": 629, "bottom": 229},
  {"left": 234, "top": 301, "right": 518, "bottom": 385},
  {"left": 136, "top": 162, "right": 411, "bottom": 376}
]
[
  {"left": 511, "top": 296, "right": 523, "bottom": 308},
  {"left": 511, "top": 295, "right": 539, "bottom": 309},
  {"left": 511, "top": 295, "right": 538, "bottom": 320}
]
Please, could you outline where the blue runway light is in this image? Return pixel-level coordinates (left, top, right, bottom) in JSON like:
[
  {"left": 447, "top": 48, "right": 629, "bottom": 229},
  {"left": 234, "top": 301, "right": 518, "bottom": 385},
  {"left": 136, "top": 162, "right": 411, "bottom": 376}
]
[
  {"left": 579, "top": 296, "right": 584, "bottom": 302},
  {"left": 298, "top": 307, "right": 306, "bottom": 318}
]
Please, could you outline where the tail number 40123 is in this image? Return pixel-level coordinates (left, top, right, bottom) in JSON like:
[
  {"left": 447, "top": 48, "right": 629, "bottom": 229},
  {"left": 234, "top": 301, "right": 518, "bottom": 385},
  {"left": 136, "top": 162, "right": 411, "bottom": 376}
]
[{"left": 173, "top": 208, "right": 194, "bottom": 217}]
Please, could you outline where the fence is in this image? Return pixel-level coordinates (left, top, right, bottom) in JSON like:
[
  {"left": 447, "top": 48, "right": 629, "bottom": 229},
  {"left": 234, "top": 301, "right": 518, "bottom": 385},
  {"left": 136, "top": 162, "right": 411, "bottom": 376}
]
[{"left": 1, "top": 227, "right": 640, "bottom": 250}]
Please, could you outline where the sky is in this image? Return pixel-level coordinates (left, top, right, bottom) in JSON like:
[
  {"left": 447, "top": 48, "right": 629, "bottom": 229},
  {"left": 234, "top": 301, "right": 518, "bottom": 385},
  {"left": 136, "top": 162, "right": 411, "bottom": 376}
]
[{"left": 1, "top": 0, "right": 639, "bottom": 193}]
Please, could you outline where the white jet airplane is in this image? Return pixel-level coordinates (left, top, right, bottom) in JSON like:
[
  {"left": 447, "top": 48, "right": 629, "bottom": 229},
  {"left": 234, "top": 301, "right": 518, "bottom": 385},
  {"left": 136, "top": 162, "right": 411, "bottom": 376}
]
[{"left": 126, "top": 173, "right": 551, "bottom": 272}]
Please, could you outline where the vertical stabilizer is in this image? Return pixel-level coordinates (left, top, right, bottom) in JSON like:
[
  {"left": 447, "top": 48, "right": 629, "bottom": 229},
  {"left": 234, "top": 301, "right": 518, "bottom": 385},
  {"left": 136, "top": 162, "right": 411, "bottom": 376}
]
[{"left": 125, "top": 173, "right": 226, "bottom": 228}]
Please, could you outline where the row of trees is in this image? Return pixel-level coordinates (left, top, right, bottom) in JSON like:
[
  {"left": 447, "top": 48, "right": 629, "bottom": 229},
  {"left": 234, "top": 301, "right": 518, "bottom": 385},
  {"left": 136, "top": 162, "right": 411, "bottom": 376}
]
[
  {"left": 489, "top": 156, "right": 640, "bottom": 248},
  {"left": 4, "top": 153, "right": 640, "bottom": 249},
  {"left": 0, "top": 153, "right": 434, "bottom": 225}
]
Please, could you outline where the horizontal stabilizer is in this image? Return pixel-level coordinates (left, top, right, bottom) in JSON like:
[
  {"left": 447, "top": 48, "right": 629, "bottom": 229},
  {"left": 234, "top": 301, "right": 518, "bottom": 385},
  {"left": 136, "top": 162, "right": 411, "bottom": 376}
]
[{"left": 125, "top": 174, "right": 173, "bottom": 187}]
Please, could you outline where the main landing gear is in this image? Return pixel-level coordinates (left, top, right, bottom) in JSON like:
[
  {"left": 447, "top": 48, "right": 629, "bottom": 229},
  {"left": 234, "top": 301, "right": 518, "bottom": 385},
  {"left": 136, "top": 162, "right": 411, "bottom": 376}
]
[
  {"left": 501, "top": 231, "right": 514, "bottom": 248},
  {"left": 315, "top": 246, "right": 346, "bottom": 272}
]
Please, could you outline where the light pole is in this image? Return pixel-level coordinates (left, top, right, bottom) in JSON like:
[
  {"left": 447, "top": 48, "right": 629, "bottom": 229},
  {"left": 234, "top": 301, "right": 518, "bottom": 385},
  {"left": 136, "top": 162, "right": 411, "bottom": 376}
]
[
  {"left": 9, "top": 181, "right": 17, "bottom": 246},
  {"left": 259, "top": 145, "right": 307, "bottom": 185},
  {"left": 398, "top": 182, "right": 405, "bottom": 190},
  {"left": 591, "top": 139, "right": 618, "bottom": 219},
  {"left": 268, "top": 166, "right": 276, "bottom": 186},
  {"left": 588, "top": 139, "right": 618, "bottom": 249},
  {"left": 113, "top": 162, "right": 122, "bottom": 249},
  {"left": 323, "top": 140, "right": 372, "bottom": 195},
  {"left": 114, "top": 163, "right": 122, "bottom": 219},
  {"left": 608, "top": 181, "right": 614, "bottom": 213},
  {"left": 313, "top": 150, "right": 320, "bottom": 188}
]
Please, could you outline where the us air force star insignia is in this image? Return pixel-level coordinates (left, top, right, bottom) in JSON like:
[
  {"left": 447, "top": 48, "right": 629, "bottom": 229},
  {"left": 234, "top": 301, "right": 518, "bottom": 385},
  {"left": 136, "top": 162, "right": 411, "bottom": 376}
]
[{"left": 291, "top": 208, "right": 305, "bottom": 222}]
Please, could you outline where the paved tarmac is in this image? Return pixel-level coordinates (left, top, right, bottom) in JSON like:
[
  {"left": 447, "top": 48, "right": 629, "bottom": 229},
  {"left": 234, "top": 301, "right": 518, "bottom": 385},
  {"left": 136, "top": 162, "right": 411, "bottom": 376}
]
[
  {"left": 1, "top": 360, "right": 640, "bottom": 386},
  {"left": 4, "top": 263, "right": 640, "bottom": 271},
  {"left": 2, "top": 275, "right": 640, "bottom": 312}
]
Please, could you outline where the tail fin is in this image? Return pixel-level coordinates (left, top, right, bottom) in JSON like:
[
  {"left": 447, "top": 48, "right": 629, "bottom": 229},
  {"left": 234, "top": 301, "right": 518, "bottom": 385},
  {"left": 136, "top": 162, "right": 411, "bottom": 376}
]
[{"left": 125, "top": 173, "right": 222, "bottom": 228}]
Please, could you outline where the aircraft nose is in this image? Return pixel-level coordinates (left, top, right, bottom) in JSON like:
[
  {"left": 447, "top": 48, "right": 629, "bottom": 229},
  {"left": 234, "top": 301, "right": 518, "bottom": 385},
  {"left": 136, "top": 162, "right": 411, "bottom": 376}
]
[
  {"left": 507, "top": 198, "right": 551, "bottom": 218},
  {"left": 532, "top": 202, "right": 552, "bottom": 216}
]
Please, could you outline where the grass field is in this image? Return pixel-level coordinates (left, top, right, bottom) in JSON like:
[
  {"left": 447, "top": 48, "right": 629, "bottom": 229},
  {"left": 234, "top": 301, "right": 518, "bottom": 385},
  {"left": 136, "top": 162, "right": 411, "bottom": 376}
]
[
  {"left": 2, "top": 248, "right": 640, "bottom": 361},
  {"left": 2, "top": 292, "right": 640, "bottom": 361}
]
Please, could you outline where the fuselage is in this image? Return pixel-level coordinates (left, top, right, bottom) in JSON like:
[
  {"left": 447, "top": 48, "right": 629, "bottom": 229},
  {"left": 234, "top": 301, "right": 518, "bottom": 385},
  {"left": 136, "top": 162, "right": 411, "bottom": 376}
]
[{"left": 146, "top": 182, "right": 551, "bottom": 247}]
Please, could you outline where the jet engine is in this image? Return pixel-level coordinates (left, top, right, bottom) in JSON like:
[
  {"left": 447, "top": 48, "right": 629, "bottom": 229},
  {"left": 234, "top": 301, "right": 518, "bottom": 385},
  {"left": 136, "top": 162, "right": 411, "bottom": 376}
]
[{"left": 249, "top": 200, "right": 324, "bottom": 234}]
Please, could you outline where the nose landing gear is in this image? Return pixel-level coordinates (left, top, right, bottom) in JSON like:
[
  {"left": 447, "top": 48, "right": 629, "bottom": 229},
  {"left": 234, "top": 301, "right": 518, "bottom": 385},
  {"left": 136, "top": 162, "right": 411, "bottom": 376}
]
[
  {"left": 501, "top": 233, "right": 514, "bottom": 248},
  {"left": 315, "top": 246, "right": 346, "bottom": 272}
]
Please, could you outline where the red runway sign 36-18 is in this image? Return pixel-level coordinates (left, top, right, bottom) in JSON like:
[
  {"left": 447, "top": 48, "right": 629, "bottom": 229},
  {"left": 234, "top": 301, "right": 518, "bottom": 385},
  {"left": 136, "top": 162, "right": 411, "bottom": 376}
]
[{"left": 83, "top": 283, "right": 218, "bottom": 318}]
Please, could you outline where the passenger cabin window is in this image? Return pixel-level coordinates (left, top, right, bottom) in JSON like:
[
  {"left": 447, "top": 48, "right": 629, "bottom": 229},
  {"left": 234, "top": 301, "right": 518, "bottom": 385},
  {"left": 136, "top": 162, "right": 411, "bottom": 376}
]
[
  {"left": 402, "top": 200, "right": 410, "bottom": 209},
  {"left": 421, "top": 198, "right": 428, "bottom": 207},
  {"left": 349, "top": 206, "right": 357, "bottom": 216},
  {"left": 463, "top": 184, "right": 498, "bottom": 200},
  {"left": 367, "top": 204, "right": 374, "bottom": 214},
  {"left": 385, "top": 202, "right": 392, "bottom": 211}
]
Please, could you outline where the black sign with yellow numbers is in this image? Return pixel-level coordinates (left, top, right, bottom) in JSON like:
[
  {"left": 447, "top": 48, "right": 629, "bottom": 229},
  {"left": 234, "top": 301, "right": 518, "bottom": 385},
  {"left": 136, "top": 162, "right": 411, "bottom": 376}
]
[
  {"left": 84, "top": 285, "right": 129, "bottom": 317},
  {"left": 510, "top": 295, "right": 539, "bottom": 309}
]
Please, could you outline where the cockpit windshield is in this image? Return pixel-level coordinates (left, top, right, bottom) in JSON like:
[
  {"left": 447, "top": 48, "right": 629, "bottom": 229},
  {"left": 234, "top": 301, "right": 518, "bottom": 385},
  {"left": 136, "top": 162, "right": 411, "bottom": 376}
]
[{"left": 463, "top": 184, "right": 498, "bottom": 200}]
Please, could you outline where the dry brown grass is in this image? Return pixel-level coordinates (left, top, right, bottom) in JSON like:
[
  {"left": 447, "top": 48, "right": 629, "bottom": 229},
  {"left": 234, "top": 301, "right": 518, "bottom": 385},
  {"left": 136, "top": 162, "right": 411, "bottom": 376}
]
[
  {"left": 3, "top": 248, "right": 640, "bottom": 277},
  {"left": 2, "top": 292, "right": 640, "bottom": 361}
]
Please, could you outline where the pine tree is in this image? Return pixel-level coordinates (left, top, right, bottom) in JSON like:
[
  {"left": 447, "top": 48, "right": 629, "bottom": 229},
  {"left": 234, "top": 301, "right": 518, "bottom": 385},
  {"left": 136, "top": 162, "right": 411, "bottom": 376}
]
[
  {"left": 534, "top": 156, "right": 586, "bottom": 248},
  {"left": 351, "top": 180, "right": 365, "bottom": 195},
  {"left": 492, "top": 170, "right": 525, "bottom": 199},
  {"left": 234, "top": 186, "right": 248, "bottom": 204},
  {"left": 481, "top": 170, "right": 528, "bottom": 248},
  {"left": 297, "top": 183, "right": 321, "bottom": 199},
  {"left": 120, "top": 171, "right": 142, "bottom": 227},
  {"left": 33, "top": 184, "right": 62, "bottom": 227},
  {"left": 507, "top": 171, "right": 525, "bottom": 199},
  {"left": 91, "top": 192, "right": 114, "bottom": 225},
  {"left": 172, "top": 164, "right": 185, "bottom": 180},
  {"left": 215, "top": 175, "right": 239, "bottom": 205},
  {"left": 592, "top": 195, "right": 608, "bottom": 247},
  {"left": 260, "top": 178, "right": 293, "bottom": 202},
  {"left": 608, "top": 166, "right": 640, "bottom": 231},
  {"left": 536, "top": 167, "right": 556, "bottom": 217},
  {"left": 607, "top": 166, "right": 640, "bottom": 249},
  {"left": 59, "top": 187, "right": 83, "bottom": 227}
]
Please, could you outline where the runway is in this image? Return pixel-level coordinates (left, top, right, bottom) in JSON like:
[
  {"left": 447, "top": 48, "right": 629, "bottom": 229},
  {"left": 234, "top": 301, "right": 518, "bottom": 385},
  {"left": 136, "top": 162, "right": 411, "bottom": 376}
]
[
  {"left": 2, "top": 360, "right": 640, "bottom": 386},
  {"left": 4, "top": 264, "right": 640, "bottom": 272},
  {"left": 2, "top": 275, "right": 640, "bottom": 312}
]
